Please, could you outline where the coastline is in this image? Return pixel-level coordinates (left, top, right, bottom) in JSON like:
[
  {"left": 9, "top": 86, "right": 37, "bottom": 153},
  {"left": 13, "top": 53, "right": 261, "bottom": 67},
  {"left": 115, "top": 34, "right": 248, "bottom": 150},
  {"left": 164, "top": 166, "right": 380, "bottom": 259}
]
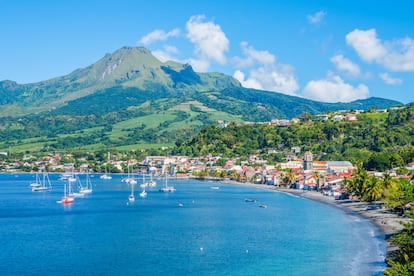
[{"left": 219, "top": 179, "right": 409, "bottom": 261}]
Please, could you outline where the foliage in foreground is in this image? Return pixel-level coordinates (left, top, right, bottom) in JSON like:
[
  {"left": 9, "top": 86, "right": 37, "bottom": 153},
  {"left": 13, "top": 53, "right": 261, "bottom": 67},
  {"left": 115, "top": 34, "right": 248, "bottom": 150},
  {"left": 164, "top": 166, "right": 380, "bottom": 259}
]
[{"left": 384, "top": 211, "right": 414, "bottom": 275}]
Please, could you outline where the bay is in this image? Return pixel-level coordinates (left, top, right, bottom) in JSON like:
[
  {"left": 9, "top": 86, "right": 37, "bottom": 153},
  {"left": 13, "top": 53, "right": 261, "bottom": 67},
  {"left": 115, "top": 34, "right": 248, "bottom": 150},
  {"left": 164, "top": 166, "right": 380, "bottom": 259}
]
[{"left": 0, "top": 173, "right": 385, "bottom": 275}]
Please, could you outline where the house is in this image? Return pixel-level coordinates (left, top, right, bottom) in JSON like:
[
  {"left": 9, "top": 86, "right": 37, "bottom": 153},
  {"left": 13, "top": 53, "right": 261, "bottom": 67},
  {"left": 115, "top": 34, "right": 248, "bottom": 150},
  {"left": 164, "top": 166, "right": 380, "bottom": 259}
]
[
  {"left": 345, "top": 114, "right": 357, "bottom": 121},
  {"left": 327, "top": 161, "right": 354, "bottom": 173},
  {"left": 278, "top": 159, "right": 303, "bottom": 169},
  {"left": 299, "top": 174, "right": 318, "bottom": 190},
  {"left": 332, "top": 115, "right": 344, "bottom": 122},
  {"left": 316, "top": 114, "right": 330, "bottom": 121}
]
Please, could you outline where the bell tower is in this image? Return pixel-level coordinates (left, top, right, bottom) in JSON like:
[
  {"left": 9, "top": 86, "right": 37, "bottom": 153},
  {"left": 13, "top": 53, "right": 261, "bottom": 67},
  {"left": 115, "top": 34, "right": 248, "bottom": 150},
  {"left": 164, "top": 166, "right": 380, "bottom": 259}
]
[{"left": 303, "top": 151, "right": 313, "bottom": 170}]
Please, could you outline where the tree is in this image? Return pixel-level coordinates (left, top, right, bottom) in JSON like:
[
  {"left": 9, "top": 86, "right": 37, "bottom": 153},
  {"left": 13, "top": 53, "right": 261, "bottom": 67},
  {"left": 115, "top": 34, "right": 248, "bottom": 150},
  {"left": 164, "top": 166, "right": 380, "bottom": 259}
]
[
  {"left": 313, "top": 171, "right": 321, "bottom": 191},
  {"left": 384, "top": 210, "right": 414, "bottom": 275},
  {"left": 346, "top": 162, "right": 368, "bottom": 199},
  {"left": 361, "top": 175, "right": 382, "bottom": 202},
  {"left": 283, "top": 168, "right": 296, "bottom": 188}
]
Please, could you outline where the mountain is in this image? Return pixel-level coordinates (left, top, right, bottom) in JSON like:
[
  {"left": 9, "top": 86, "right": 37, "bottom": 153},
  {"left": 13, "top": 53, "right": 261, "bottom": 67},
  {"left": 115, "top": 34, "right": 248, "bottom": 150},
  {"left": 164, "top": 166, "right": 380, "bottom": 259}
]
[
  {"left": 0, "top": 47, "right": 240, "bottom": 117},
  {"left": 0, "top": 46, "right": 403, "bottom": 153}
]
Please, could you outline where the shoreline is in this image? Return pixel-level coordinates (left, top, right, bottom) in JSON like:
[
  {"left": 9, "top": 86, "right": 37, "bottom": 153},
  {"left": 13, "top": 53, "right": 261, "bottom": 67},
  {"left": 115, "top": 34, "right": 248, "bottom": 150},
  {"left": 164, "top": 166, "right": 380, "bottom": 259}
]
[{"left": 219, "top": 179, "right": 409, "bottom": 261}]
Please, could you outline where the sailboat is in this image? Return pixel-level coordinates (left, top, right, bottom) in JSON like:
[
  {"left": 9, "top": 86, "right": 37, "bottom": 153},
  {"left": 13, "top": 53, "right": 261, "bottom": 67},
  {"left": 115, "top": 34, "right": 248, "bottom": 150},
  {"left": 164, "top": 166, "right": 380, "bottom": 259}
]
[
  {"left": 100, "top": 171, "right": 112, "bottom": 180},
  {"left": 68, "top": 175, "right": 85, "bottom": 198},
  {"left": 31, "top": 172, "right": 52, "bottom": 192},
  {"left": 100, "top": 164, "right": 112, "bottom": 180},
  {"left": 58, "top": 182, "right": 74, "bottom": 204},
  {"left": 29, "top": 172, "right": 41, "bottom": 188},
  {"left": 79, "top": 172, "right": 93, "bottom": 194},
  {"left": 148, "top": 173, "right": 156, "bottom": 187},
  {"left": 128, "top": 181, "right": 135, "bottom": 202},
  {"left": 101, "top": 152, "right": 112, "bottom": 180},
  {"left": 140, "top": 174, "right": 148, "bottom": 189},
  {"left": 139, "top": 189, "right": 147, "bottom": 198},
  {"left": 159, "top": 173, "right": 175, "bottom": 192},
  {"left": 122, "top": 162, "right": 136, "bottom": 184}
]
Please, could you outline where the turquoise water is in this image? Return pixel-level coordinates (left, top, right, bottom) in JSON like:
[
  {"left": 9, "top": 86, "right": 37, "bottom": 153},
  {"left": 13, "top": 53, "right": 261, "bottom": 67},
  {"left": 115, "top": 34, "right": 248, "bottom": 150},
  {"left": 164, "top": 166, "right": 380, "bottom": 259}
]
[{"left": 0, "top": 173, "right": 385, "bottom": 275}]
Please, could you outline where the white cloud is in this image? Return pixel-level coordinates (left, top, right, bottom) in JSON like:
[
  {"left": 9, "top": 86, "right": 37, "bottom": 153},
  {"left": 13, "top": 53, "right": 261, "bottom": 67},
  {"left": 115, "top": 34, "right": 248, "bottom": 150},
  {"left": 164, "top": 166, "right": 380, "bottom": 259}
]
[
  {"left": 152, "top": 50, "right": 176, "bottom": 63},
  {"left": 233, "top": 70, "right": 263, "bottom": 90},
  {"left": 303, "top": 72, "right": 369, "bottom": 102},
  {"left": 186, "top": 58, "right": 210, "bottom": 72},
  {"left": 186, "top": 15, "right": 229, "bottom": 66},
  {"left": 307, "top": 11, "right": 326, "bottom": 25},
  {"left": 234, "top": 41, "right": 275, "bottom": 68},
  {"left": 346, "top": 28, "right": 414, "bottom": 71},
  {"left": 233, "top": 42, "right": 299, "bottom": 95},
  {"left": 151, "top": 45, "right": 180, "bottom": 62},
  {"left": 330, "top": 54, "right": 361, "bottom": 77},
  {"left": 140, "top": 28, "right": 180, "bottom": 45},
  {"left": 234, "top": 66, "right": 299, "bottom": 95},
  {"left": 379, "top": 73, "right": 403, "bottom": 85}
]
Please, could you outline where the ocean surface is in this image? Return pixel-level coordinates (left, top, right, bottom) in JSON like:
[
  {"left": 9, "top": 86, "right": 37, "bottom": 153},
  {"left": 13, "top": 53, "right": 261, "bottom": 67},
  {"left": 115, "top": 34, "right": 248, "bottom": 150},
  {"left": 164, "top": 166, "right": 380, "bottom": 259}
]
[{"left": 0, "top": 173, "right": 386, "bottom": 275}]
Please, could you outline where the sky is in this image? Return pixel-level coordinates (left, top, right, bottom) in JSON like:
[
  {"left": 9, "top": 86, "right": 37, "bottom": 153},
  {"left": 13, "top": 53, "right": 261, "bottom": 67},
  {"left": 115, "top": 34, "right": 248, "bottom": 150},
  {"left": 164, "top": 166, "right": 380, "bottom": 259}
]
[{"left": 1, "top": 0, "right": 413, "bottom": 104}]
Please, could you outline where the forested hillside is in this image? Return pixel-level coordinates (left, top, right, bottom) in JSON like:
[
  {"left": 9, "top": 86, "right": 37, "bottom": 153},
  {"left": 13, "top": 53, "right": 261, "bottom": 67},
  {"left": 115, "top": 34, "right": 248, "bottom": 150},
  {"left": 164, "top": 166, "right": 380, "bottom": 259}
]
[{"left": 174, "top": 103, "right": 414, "bottom": 171}]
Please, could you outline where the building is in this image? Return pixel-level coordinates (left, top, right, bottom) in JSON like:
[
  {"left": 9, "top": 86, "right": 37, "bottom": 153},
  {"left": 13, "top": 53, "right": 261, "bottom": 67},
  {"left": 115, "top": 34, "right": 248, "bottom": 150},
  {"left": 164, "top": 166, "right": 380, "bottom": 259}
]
[
  {"left": 326, "top": 161, "right": 354, "bottom": 173},
  {"left": 303, "top": 151, "right": 313, "bottom": 170}
]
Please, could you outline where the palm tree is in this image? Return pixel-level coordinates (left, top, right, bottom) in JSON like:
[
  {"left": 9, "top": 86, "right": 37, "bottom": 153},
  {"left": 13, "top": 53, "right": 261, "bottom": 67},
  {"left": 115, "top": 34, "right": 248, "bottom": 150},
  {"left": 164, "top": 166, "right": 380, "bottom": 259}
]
[
  {"left": 284, "top": 168, "right": 296, "bottom": 188},
  {"left": 362, "top": 175, "right": 382, "bottom": 202},
  {"left": 313, "top": 171, "right": 321, "bottom": 191},
  {"left": 380, "top": 173, "right": 398, "bottom": 198},
  {"left": 347, "top": 162, "right": 369, "bottom": 199}
]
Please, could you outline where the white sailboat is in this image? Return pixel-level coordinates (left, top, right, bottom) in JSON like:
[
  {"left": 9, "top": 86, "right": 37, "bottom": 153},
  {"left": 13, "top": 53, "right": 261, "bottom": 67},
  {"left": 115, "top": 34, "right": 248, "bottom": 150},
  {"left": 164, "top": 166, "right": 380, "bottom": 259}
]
[
  {"left": 101, "top": 153, "right": 112, "bottom": 180},
  {"left": 139, "top": 189, "right": 147, "bottom": 198},
  {"left": 148, "top": 173, "right": 156, "bottom": 187},
  {"left": 123, "top": 162, "right": 137, "bottom": 184},
  {"left": 100, "top": 172, "right": 112, "bottom": 180},
  {"left": 29, "top": 172, "right": 41, "bottom": 188},
  {"left": 31, "top": 172, "right": 52, "bottom": 192},
  {"left": 140, "top": 174, "right": 148, "bottom": 189},
  {"left": 79, "top": 172, "right": 93, "bottom": 194},
  {"left": 68, "top": 176, "right": 85, "bottom": 198},
  {"left": 128, "top": 181, "right": 135, "bottom": 202},
  {"left": 159, "top": 173, "right": 175, "bottom": 192}
]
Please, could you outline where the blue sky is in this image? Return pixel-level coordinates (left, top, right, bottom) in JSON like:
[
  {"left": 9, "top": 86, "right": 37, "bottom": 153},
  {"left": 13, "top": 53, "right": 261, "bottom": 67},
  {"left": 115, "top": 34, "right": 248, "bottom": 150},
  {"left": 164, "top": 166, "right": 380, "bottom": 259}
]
[{"left": 1, "top": 0, "right": 413, "bottom": 104}]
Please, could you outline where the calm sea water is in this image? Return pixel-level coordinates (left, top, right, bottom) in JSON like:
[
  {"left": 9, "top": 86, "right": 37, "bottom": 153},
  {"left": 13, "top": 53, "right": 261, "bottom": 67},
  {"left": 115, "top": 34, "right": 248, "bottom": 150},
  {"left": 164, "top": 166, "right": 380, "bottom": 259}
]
[{"left": 0, "top": 173, "right": 385, "bottom": 275}]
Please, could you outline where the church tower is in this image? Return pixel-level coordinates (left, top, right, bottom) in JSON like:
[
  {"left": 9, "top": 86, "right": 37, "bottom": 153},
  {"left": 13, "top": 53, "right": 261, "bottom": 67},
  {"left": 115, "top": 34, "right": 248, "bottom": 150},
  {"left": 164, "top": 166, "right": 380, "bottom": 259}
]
[{"left": 303, "top": 151, "right": 313, "bottom": 170}]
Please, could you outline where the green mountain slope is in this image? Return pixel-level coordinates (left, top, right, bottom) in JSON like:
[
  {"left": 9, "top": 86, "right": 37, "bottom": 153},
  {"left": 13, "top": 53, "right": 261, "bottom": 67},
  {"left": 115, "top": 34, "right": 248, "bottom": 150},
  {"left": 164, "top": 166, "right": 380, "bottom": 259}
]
[
  {"left": 0, "top": 46, "right": 404, "bottom": 153},
  {"left": 0, "top": 47, "right": 240, "bottom": 117}
]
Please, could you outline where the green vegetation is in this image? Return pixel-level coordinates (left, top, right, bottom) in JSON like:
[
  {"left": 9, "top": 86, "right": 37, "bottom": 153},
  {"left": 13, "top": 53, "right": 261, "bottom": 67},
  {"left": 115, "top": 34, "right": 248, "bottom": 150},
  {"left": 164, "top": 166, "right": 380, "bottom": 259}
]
[
  {"left": 344, "top": 164, "right": 414, "bottom": 275},
  {"left": 0, "top": 47, "right": 401, "bottom": 154},
  {"left": 174, "top": 104, "right": 414, "bottom": 171},
  {"left": 385, "top": 212, "right": 414, "bottom": 275}
]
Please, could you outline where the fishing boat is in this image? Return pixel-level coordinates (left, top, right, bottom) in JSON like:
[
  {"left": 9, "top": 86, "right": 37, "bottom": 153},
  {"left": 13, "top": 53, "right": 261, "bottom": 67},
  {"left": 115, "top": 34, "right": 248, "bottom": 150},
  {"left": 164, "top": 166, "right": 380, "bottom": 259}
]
[{"left": 31, "top": 172, "right": 52, "bottom": 192}]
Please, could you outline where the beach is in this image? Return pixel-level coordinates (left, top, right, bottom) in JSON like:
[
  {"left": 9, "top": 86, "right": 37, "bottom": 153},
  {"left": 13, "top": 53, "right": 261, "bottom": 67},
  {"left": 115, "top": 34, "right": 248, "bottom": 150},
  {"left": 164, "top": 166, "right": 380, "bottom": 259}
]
[{"left": 220, "top": 180, "right": 410, "bottom": 261}]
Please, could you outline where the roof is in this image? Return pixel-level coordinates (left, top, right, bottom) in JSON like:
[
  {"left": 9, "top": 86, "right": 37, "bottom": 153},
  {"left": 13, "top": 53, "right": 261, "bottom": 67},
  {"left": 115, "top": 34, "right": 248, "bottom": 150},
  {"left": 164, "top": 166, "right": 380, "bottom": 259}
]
[{"left": 327, "top": 161, "right": 353, "bottom": 167}]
